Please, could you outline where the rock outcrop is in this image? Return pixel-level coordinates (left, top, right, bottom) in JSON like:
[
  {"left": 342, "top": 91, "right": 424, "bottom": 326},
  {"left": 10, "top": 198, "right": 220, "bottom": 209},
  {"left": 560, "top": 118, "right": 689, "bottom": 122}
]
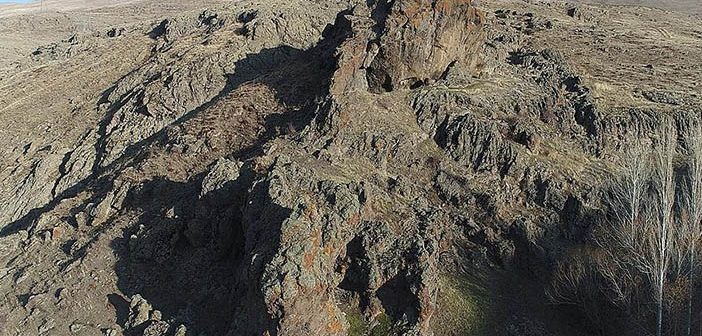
[
  {"left": 364, "top": 0, "right": 485, "bottom": 92},
  {"left": 1, "top": 0, "right": 702, "bottom": 335},
  {"left": 330, "top": 0, "right": 485, "bottom": 94}
]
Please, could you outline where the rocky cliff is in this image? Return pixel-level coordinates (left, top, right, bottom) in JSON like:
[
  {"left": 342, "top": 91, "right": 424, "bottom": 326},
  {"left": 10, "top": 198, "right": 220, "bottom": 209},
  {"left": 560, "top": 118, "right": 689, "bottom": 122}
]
[{"left": 0, "top": 0, "right": 701, "bottom": 335}]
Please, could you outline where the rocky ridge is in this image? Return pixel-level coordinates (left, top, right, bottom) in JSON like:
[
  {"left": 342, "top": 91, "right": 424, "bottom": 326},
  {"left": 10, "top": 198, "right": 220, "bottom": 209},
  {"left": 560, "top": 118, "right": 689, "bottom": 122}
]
[{"left": 0, "top": 0, "right": 701, "bottom": 335}]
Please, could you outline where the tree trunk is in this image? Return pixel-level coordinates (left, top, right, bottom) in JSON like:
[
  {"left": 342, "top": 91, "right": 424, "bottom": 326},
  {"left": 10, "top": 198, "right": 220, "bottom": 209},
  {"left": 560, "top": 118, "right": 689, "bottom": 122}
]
[
  {"left": 659, "top": 275, "right": 665, "bottom": 336},
  {"left": 688, "top": 249, "right": 695, "bottom": 336}
]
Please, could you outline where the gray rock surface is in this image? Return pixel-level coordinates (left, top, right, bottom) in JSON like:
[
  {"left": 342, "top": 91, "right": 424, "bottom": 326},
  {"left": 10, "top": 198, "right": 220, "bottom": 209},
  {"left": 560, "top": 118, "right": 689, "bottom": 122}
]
[{"left": 0, "top": 0, "right": 700, "bottom": 335}]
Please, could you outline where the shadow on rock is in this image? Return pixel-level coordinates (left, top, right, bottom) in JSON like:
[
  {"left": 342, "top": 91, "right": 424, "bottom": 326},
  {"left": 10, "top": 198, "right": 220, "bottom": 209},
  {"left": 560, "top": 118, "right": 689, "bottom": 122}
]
[
  {"left": 3, "top": 7, "right": 355, "bottom": 335},
  {"left": 110, "top": 166, "right": 247, "bottom": 335},
  {"left": 107, "top": 14, "right": 352, "bottom": 334},
  {"left": 0, "top": 16, "right": 340, "bottom": 239}
]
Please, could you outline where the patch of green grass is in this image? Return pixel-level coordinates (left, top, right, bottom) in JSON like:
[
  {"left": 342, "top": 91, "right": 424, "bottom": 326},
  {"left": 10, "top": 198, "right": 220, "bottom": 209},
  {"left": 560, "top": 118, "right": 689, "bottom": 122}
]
[
  {"left": 431, "top": 269, "right": 596, "bottom": 336},
  {"left": 369, "top": 312, "right": 393, "bottom": 336},
  {"left": 345, "top": 309, "right": 396, "bottom": 336},
  {"left": 431, "top": 274, "right": 492, "bottom": 336},
  {"left": 347, "top": 310, "right": 366, "bottom": 336}
]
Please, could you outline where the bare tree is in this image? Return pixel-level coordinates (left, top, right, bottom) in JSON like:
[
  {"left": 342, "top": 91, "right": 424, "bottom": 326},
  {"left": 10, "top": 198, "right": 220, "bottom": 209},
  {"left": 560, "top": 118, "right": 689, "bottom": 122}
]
[
  {"left": 548, "top": 249, "right": 605, "bottom": 329},
  {"left": 648, "top": 117, "right": 677, "bottom": 336},
  {"left": 551, "top": 117, "right": 695, "bottom": 334},
  {"left": 598, "top": 118, "right": 679, "bottom": 336},
  {"left": 597, "top": 128, "right": 652, "bottom": 307},
  {"left": 680, "top": 120, "right": 702, "bottom": 336}
]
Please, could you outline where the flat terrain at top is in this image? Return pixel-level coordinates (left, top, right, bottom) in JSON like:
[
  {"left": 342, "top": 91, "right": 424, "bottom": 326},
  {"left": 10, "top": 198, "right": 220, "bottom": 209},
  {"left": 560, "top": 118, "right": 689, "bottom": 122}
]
[
  {"left": 576, "top": 0, "right": 701, "bottom": 14},
  {"left": 0, "top": 0, "right": 226, "bottom": 74},
  {"left": 0, "top": 0, "right": 146, "bottom": 16}
]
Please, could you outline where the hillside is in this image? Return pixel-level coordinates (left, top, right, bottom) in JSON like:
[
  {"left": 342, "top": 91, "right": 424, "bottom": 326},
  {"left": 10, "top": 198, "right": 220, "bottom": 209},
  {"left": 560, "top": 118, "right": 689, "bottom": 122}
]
[
  {"left": 0, "top": 0, "right": 701, "bottom": 335},
  {"left": 576, "top": 0, "right": 702, "bottom": 14}
]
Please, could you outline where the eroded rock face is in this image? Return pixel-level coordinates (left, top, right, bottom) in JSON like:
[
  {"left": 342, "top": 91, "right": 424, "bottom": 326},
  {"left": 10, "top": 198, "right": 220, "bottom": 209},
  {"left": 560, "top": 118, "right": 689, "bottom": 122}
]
[
  {"left": 330, "top": 0, "right": 485, "bottom": 95},
  {"left": 365, "top": 0, "right": 485, "bottom": 92},
  {"left": 3, "top": 0, "right": 702, "bottom": 335},
  {"left": 237, "top": 158, "right": 367, "bottom": 335}
]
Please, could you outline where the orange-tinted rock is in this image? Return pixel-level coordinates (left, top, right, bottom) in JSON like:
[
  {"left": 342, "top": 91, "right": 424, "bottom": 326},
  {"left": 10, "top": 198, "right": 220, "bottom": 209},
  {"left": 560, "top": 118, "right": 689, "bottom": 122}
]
[
  {"left": 366, "top": 0, "right": 485, "bottom": 92},
  {"left": 330, "top": 0, "right": 485, "bottom": 95}
]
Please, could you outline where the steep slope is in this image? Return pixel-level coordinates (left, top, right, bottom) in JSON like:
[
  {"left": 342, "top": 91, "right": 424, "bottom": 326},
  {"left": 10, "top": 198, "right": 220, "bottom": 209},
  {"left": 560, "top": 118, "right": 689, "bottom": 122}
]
[{"left": 0, "top": 0, "right": 701, "bottom": 336}]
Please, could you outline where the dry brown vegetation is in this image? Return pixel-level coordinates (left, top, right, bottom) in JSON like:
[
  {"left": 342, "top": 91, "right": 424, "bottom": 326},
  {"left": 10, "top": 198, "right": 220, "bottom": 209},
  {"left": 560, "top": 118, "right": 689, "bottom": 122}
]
[{"left": 551, "top": 120, "right": 702, "bottom": 335}]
